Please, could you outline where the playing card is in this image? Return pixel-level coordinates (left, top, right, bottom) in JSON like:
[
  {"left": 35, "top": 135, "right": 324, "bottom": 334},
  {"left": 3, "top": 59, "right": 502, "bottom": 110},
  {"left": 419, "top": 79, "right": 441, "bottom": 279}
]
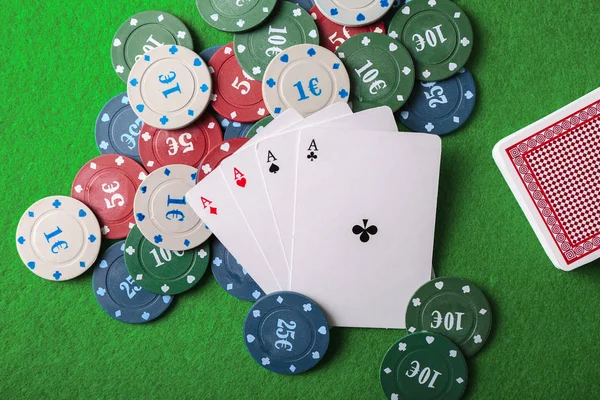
[
  {"left": 218, "top": 103, "right": 353, "bottom": 289},
  {"left": 239, "top": 108, "right": 304, "bottom": 149},
  {"left": 186, "top": 168, "right": 281, "bottom": 294},
  {"left": 493, "top": 87, "right": 600, "bottom": 271},
  {"left": 215, "top": 109, "right": 305, "bottom": 288},
  {"left": 256, "top": 106, "right": 399, "bottom": 262},
  {"left": 291, "top": 128, "right": 442, "bottom": 329}
]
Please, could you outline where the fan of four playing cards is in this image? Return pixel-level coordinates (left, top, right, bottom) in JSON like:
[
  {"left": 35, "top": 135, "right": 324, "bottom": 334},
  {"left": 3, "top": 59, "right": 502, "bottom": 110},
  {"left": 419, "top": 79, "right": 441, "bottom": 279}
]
[
  {"left": 186, "top": 86, "right": 600, "bottom": 329},
  {"left": 186, "top": 103, "right": 442, "bottom": 329}
]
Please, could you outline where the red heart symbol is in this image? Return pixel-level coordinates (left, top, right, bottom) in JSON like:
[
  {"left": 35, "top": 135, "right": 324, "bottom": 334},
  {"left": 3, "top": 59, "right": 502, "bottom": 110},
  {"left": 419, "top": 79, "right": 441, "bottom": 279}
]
[{"left": 236, "top": 177, "right": 247, "bottom": 188}]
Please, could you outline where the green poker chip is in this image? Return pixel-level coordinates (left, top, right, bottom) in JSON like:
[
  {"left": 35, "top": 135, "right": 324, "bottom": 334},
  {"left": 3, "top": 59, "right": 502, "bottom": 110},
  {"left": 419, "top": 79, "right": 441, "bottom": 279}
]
[
  {"left": 246, "top": 116, "right": 274, "bottom": 138},
  {"left": 388, "top": 0, "right": 474, "bottom": 82},
  {"left": 405, "top": 277, "right": 492, "bottom": 357},
  {"left": 124, "top": 225, "right": 210, "bottom": 295},
  {"left": 196, "top": 0, "right": 278, "bottom": 33},
  {"left": 336, "top": 33, "right": 415, "bottom": 113},
  {"left": 380, "top": 332, "right": 468, "bottom": 400},
  {"left": 234, "top": 1, "right": 319, "bottom": 81},
  {"left": 111, "top": 11, "right": 193, "bottom": 83}
]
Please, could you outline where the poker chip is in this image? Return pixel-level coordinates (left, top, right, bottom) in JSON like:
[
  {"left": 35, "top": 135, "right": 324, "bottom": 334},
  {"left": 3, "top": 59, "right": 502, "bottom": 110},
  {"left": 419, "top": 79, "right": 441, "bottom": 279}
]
[
  {"left": 127, "top": 45, "right": 212, "bottom": 130},
  {"left": 388, "top": 0, "right": 474, "bottom": 82},
  {"left": 215, "top": 114, "right": 250, "bottom": 138},
  {"left": 314, "top": 0, "right": 393, "bottom": 27},
  {"left": 138, "top": 113, "right": 223, "bottom": 173},
  {"left": 384, "top": 1, "right": 433, "bottom": 29},
  {"left": 211, "top": 239, "right": 264, "bottom": 301},
  {"left": 71, "top": 154, "right": 147, "bottom": 240},
  {"left": 246, "top": 116, "right": 274, "bottom": 139},
  {"left": 95, "top": 93, "right": 143, "bottom": 163},
  {"left": 243, "top": 291, "right": 330, "bottom": 374},
  {"left": 124, "top": 225, "right": 210, "bottom": 295},
  {"left": 209, "top": 44, "right": 268, "bottom": 123},
  {"left": 197, "top": 138, "right": 249, "bottom": 182},
  {"left": 111, "top": 11, "right": 193, "bottom": 82},
  {"left": 337, "top": 32, "right": 415, "bottom": 112},
  {"left": 398, "top": 68, "right": 476, "bottom": 136},
  {"left": 92, "top": 241, "right": 174, "bottom": 324},
  {"left": 199, "top": 45, "right": 223, "bottom": 63},
  {"left": 289, "top": 0, "right": 316, "bottom": 12},
  {"left": 216, "top": 114, "right": 251, "bottom": 138},
  {"left": 15, "top": 196, "right": 101, "bottom": 281},
  {"left": 134, "top": 164, "right": 212, "bottom": 251},
  {"left": 380, "top": 332, "right": 468, "bottom": 400},
  {"left": 234, "top": 1, "right": 320, "bottom": 81},
  {"left": 196, "top": 0, "right": 277, "bottom": 33},
  {"left": 405, "top": 277, "right": 492, "bottom": 357},
  {"left": 382, "top": 0, "right": 407, "bottom": 30},
  {"left": 310, "top": 6, "right": 386, "bottom": 52},
  {"left": 262, "top": 44, "right": 350, "bottom": 117},
  {"left": 214, "top": 114, "right": 230, "bottom": 130},
  {"left": 224, "top": 122, "right": 253, "bottom": 139}
]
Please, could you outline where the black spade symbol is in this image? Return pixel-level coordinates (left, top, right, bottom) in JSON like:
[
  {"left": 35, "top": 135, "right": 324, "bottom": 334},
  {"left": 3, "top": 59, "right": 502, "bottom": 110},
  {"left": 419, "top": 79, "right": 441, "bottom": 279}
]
[{"left": 269, "top": 163, "right": 280, "bottom": 174}]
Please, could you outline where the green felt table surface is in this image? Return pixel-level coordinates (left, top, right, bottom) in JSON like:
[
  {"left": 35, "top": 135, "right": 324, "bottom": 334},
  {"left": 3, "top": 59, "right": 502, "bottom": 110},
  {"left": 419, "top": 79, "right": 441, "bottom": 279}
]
[{"left": 2, "top": 0, "right": 600, "bottom": 399}]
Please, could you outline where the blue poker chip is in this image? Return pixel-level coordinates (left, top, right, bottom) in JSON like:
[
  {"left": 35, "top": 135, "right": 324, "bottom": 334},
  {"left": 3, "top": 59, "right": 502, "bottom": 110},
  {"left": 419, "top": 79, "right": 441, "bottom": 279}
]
[
  {"left": 95, "top": 93, "right": 143, "bottom": 163},
  {"left": 214, "top": 114, "right": 230, "bottom": 131},
  {"left": 211, "top": 239, "right": 264, "bottom": 301},
  {"left": 92, "top": 241, "right": 174, "bottom": 324},
  {"left": 215, "top": 114, "right": 253, "bottom": 139},
  {"left": 200, "top": 45, "right": 223, "bottom": 63},
  {"left": 225, "top": 122, "right": 253, "bottom": 139},
  {"left": 397, "top": 68, "right": 477, "bottom": 136},
  {"left": 244, "top": 291, "right": 330, "bottom": 375},
  {"left": 289, "top": 0, "right": 315, "bottom": 11}
]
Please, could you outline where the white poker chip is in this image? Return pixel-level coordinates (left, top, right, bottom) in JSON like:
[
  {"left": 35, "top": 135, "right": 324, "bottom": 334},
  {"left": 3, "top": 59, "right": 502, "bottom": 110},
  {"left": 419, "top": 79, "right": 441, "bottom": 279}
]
[
  {"left": 134, "top": 164, "right": 212, "bottom": 251},
  {"left": 262, "top": 44, "right": 350, "bottom": 118},
  {"left": 314, "top": 0, "right": 393, "bottom": 27},
  {"left": 127, "top": 45, "right": 212, "bottom": 130},
  {"left": 15, "top": 196, "right": 102, "bottom": 281}
]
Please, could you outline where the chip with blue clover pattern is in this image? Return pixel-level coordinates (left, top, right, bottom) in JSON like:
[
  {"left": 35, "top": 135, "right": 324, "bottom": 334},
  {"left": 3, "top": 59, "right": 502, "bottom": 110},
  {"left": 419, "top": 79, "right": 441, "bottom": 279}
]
[
  {"left": 262, "top": 44, "right": 350, "bottom": 118},
  {"left": 127, "top": 45, "right": 212, "bottom": 130},
  {"left": 16, "top": 196, "right": 101, "bottom": 281},
  {"left": 133, "top": 164, "right": 212, "bottom": 251}
]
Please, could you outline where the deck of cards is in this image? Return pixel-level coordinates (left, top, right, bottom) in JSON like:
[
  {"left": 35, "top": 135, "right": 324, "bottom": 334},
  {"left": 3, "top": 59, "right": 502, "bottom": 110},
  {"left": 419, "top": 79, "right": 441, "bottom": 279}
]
[
  {"left": 186, "top": 103, "right": 442, "bottom": 329},
  {"left": 494, "top": 88, "right": 600, "bottom": 271}
]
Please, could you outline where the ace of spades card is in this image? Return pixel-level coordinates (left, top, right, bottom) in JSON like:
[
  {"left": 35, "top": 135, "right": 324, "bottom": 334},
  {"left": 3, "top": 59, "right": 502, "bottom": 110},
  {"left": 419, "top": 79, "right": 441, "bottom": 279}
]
[
  {"left": 255, "top": 106, "right": 398, "bottom": 263},
  {"left": 290, "top": 128, "right": 442, "bottom": 329}
]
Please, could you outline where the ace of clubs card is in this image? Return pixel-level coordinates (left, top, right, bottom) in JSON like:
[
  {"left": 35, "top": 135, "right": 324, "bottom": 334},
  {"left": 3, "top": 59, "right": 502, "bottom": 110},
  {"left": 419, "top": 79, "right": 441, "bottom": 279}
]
[{"left": 290, "top": 128, "right": 442, "bottom": 329}]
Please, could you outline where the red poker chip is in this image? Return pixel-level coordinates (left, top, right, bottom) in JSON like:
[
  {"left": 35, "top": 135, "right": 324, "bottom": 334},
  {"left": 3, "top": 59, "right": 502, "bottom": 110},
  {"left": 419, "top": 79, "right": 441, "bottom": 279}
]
[
  {"left": 138, "top": 113, "right": 224, "bottom": 173},
  {"left": 310, "top": 6, "right": 386, "bottom": 53},
  {"left": 71, "top": 154, "right": 147, "bottom": 239},
  {"left": 197, "top": 138, "right": 249, "bottom": 182},
  {"left": 209, "top": 43, "right": 267, "bottom": 123}
]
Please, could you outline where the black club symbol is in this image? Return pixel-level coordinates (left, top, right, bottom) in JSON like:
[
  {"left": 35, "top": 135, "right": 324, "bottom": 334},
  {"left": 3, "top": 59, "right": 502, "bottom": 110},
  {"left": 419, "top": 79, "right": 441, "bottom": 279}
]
[
  {"left": 307, "top": 151, "right": 318, "bottom": 161},
  {"left": 352, "top": 219, "right": 378, "bottom": 243}
]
